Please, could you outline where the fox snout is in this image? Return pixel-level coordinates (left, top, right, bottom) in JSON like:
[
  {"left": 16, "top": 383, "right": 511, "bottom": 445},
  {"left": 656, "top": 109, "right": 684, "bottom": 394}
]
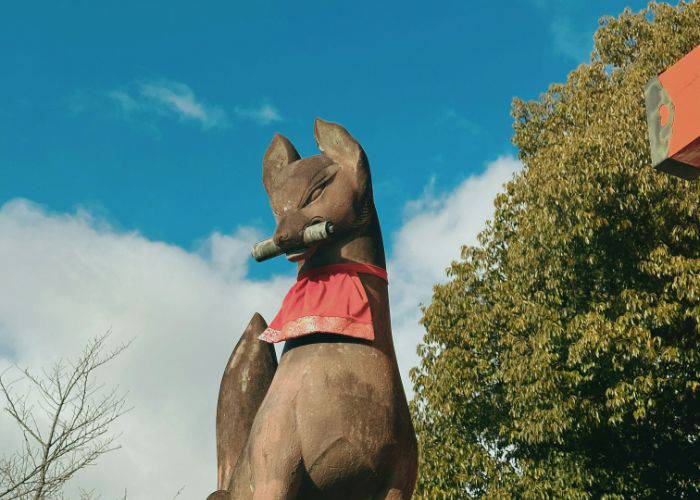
[{"left": 272, "top": 212, "right": 314, "bottom": 249}]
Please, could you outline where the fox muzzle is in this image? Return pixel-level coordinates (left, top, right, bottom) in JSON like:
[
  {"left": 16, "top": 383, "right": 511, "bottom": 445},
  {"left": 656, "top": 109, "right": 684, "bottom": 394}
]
[{"left": 251, "top": 221, "right": 335, "bottom": 262}]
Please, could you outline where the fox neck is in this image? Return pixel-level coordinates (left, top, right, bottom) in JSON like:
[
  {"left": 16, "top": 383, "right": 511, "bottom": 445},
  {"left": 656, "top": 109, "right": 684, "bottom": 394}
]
[
  {"left": 297, "top": 206, "right": 397, "bottom": 355},
  {"left": 298, "top": 206, "right": 386, "bottom": 273}
]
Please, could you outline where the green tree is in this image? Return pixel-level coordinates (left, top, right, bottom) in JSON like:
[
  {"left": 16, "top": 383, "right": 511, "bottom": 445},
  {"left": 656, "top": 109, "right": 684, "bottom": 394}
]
[{"left": 410, "top": 2, "right": 700, "bottom": 498}]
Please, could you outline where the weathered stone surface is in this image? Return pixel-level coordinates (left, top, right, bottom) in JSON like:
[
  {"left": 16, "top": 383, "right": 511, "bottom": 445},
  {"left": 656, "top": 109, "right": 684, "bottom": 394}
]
[{"left": 210, "top": 119, "right": 418, "bottom": 499}]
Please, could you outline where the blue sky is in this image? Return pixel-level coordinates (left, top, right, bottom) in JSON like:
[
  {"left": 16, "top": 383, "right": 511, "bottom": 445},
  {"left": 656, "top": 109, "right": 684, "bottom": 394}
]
[
  {"left": 1, "top": 2, "right": 655, "bottom": 496},
  {"left": 1, "top": 0, "right": 648, "bottom": 279}
]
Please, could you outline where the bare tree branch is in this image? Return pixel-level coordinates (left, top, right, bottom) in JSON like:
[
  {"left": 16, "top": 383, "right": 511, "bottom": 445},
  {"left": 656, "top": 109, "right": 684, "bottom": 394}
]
[{"left": 0, "top": 332, "right": 132, "bottom": 499}]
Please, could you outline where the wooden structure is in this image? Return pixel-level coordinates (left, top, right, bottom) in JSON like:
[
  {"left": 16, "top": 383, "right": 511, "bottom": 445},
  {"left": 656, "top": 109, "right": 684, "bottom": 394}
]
[{"left": 645, "top": 44, "right": 700, "bottom": 180}]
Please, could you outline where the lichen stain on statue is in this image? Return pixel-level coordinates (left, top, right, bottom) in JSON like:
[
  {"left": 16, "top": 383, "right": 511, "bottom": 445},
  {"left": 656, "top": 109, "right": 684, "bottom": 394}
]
[{"left": 207, "top": 119, "right": 418, "bottom": 499}]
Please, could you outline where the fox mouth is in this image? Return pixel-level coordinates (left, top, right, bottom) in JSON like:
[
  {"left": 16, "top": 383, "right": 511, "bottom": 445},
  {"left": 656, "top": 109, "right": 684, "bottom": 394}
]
[{"left": 285, "top": 245, "right": 317, "bottom": 262}]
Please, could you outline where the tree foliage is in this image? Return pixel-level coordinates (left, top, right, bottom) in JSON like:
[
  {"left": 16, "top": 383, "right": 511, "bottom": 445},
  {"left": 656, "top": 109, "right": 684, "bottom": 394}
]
[{"left": 411, "top": 3, "right": 700, "bottom": 498}]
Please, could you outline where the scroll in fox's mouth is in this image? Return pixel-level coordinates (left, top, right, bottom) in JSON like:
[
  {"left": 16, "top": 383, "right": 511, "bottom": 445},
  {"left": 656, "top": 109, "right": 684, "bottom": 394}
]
[{"left": 251, "top": 221, "right": 334, "bottom": 262}]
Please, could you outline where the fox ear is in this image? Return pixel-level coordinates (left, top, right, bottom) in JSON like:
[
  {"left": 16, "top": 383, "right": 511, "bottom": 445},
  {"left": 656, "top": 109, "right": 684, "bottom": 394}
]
[
  {"left": 314, "top": 118, "right": 369, "bottom": 180},
  {"left": 263, "top": 134, "right": 300, "bottom": 193}
]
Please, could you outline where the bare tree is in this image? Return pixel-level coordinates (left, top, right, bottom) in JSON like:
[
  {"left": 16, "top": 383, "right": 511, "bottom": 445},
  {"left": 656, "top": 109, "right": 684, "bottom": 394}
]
[{"left": 0, "top": 332, "right": 131, "bottom": 499}]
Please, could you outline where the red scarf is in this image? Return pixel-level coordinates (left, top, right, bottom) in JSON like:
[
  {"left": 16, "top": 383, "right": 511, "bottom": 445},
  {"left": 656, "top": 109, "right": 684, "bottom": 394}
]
[{"left": 259, "top": 262, "right": 388, "bottom": 343}]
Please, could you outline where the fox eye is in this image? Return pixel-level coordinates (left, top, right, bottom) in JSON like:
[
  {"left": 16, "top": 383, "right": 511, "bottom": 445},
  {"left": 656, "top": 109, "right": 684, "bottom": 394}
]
[
  {"left": 308, "top": 186, "right": 324, "bottom": 203},
  {"left": 301, "top": 185, "right": 325, "bottom": 208},
  {"left": 301, "top": 174, "right": 335, "bottom": 208}
]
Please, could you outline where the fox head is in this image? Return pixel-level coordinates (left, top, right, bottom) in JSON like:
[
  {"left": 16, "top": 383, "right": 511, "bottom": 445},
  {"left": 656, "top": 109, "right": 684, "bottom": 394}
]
[{"left": 262, "top": 118, "right": 375, "bottom": 261}]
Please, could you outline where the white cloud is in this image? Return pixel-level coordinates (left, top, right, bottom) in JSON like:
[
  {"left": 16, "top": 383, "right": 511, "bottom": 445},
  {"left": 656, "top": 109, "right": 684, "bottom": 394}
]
[
  {"left": 550, "top": 16, "right": 594, "bottom": 62},
  {"left": 435, "top": 107, "right": 480, "bottom": 135},
  {"left": 234, "top": 103, "right": 283, "bottom": 126},
  {"left": 0, "top": 155, "right": 520, "bottom": 497},
  {"left": 0, "top": 199, "right": 292, "bottom": 498},
  {"left": 530, "top": 0, "right": 594, "bottom": 63},
  {"left": 108, "top": 80, "right": 228, "bottom": 130},
  {"left": 388, "top": 155, "right": 522, "bottom": 393},
  {"left": 105, "top": 80, "right": 282, "bottom": 130},
  {"left": 108, "top": 89, "right": 140, "bottom": 116}
]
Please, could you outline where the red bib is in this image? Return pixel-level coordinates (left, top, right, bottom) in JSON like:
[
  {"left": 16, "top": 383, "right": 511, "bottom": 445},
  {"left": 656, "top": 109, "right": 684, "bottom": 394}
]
[{"left": 259, "top": 262, "right": 388, "bottom": 344}]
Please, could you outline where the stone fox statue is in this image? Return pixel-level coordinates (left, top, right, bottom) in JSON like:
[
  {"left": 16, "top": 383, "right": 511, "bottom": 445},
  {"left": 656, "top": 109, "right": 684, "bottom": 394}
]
[{"left": 208, "top": 119, "right": 418, "bottom": 499}]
